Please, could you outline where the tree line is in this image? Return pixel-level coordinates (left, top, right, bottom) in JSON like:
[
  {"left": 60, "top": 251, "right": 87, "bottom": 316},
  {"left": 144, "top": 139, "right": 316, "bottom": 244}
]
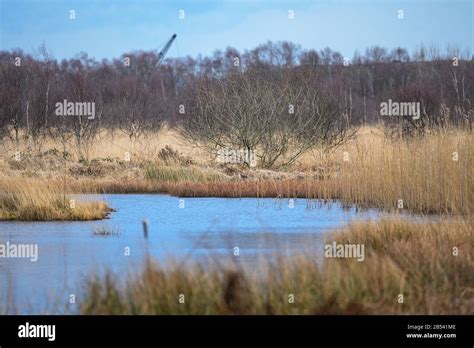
[{"left": 0, "top": 41, "right": 472, "bottom": 165}]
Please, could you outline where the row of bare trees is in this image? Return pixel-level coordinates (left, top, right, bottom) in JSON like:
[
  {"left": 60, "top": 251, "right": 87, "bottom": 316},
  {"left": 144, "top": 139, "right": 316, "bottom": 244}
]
[
  {"left": 0, "top": 41, "right": 472, "bottom": 164},
  {"left": 0, "top": 47, "right": 170, "bottom": 154}
]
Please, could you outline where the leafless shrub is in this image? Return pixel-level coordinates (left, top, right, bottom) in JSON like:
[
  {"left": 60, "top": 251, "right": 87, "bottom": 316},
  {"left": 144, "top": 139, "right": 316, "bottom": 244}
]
[
  {"left": 157, "top": 145, "right": 194, "bottom": 166},
  {"left": 183, "top": 68, "right": 350, "bottom": 169}
]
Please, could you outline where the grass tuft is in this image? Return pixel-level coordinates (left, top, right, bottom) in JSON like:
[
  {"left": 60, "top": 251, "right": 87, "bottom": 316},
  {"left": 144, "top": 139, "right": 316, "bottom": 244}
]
[
  {"left": 145, "top": 165, "right": 228, "bottom": 183},
  {"left": 0, "top": 178, "right": 111, "bottom": 221}
]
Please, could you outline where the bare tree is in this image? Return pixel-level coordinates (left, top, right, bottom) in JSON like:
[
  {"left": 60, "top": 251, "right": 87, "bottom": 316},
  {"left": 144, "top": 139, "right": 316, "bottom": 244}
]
[{"left": 183, "top": 68, "right": 349, "bottom": 168}]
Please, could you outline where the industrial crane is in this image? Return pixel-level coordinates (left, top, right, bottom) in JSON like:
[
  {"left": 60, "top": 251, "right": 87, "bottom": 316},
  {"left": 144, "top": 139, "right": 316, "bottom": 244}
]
[
  {"left": 157, "top": 33, "right": 177, "bottom": 65},
  {"left": 156, "top": 34, "right": 177, "bottom": 102}
]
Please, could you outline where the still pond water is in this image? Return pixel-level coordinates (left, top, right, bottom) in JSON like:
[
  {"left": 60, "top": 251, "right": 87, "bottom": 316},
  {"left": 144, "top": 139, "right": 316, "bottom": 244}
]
[{"left": 0, "top": 194, "right": 391, "bottom": 313}]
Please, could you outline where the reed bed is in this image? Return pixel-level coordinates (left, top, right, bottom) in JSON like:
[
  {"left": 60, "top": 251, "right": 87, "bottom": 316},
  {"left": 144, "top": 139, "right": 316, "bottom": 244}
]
[
  {"left": 145, "top": 165, "right": 227, "bottom": 183},
  {"left": 67, "top": 128, "right": 473, "bottom": 215},
  {"left": 1, "top": 128, "right": 472, "bottom": 216},
  {"left": 0, "top": 178, "right": 111, "bottom": 221},
  {"left": 332, "top": 129, "right": 473, "bottom": 214},
  {"left": 79, "top": 217, "right": 473, "bottom": 315}
]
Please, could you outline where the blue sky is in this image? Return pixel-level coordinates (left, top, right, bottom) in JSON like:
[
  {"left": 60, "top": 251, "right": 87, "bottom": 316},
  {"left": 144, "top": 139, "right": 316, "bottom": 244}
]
[{"left": 0, "top": 0, "right": 472, "bottom": 60}]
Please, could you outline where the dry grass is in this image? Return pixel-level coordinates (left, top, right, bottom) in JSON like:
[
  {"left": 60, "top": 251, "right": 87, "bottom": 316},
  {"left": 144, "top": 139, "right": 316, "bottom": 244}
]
[
  {"left": 1, "top": 126, "right": 472, "bottom": 215},
  {"left": 79, "top": 217, "right": 473, "bottom": 315},
  {"left": 330, "top": 127, "right": 473, "bottom": 214},
  {"left": 0, "top": 124, "right": 210, "bottom": 164},
  {"left": 0, "top": 178, "right": 111, "bottom": 221},
  {"left": 181, "top": 128, "right": 472, "bottom": 214},
  {"left": 145, "top": 165, "right": 228, "bottom": 183},
  {"left": 139, "top": 127, "right": 474, "bottom": 214},
  {"left": 79, "top": 127, "right": 474, "bottom": 214}
]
